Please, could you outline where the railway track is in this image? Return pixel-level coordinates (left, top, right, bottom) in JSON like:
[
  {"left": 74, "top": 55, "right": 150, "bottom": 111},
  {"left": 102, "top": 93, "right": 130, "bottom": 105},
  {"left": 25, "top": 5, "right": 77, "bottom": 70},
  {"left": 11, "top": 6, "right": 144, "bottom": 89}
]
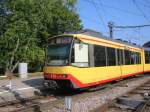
[
  {"left": 0, "top": 74, "right": 150, "bottom": 112},
  {"left": 0, "top": 88, "right": 60, "bottom": 112},
  {"left": 94, "top": 78, "right": 150, "bottom": 112}
]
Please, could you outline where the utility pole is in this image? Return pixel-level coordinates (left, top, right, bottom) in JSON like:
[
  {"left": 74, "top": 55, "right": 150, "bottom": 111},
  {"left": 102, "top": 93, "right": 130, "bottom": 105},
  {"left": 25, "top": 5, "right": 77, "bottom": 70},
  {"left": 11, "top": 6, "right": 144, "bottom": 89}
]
[
  {"left": 108, "top": 21, "right": 114, "bottom": 39},
  {"left": 108, "top": 22, "right": 150, "bottom": 39}
]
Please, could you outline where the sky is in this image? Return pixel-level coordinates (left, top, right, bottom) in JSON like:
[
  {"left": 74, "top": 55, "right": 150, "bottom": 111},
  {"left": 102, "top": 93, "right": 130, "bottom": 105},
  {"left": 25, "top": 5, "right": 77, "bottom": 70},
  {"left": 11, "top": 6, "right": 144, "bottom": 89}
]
[{"left": 77, "top": 0, "right": 150, "bottom": 46}]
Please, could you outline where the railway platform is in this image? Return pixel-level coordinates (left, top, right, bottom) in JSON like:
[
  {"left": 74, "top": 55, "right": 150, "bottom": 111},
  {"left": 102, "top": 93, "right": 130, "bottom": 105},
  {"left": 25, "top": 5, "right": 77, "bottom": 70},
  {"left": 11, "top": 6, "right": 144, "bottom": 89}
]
[{"left": 0, "top": 75, "right": 44, "bottom": 104}]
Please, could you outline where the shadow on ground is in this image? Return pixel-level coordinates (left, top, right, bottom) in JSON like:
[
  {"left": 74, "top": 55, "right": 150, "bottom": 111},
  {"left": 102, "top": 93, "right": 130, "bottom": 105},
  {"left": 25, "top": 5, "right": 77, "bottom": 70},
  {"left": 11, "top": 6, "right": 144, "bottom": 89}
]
[
  {"left": 22, "top": 78, "right": 44, "bottom": 89},
  {"left": 21, "top": 77, "right": 109, "bottom": 97}
]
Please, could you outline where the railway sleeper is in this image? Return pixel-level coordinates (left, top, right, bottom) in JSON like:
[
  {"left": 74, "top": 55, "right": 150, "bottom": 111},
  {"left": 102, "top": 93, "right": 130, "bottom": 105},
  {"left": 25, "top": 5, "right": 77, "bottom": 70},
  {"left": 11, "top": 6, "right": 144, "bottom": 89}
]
[
  {"left": 138, "top": 87, "right": 150, "bottom": 90},
  {"left": 130, "top": 90, "right": 150, "bottom": 95},
  {"left": 135, "top": 99, "right": 150, "bottom": 112},
  {"left": 116, "top": 97, "right": 146, "bottom": 110}
]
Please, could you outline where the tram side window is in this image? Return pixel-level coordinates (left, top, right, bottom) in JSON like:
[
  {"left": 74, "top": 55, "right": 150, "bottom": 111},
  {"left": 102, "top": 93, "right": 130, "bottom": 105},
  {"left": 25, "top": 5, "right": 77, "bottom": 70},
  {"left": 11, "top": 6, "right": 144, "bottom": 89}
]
[
  {"left": 145, "top": 51, "right": 148, "bottom": 63},
  {"left": 145, "top": 51, "right": 150, "bottom": 64},
  {"left": 124, "top": 50, "right": 141, "bottom": 65},
  {"left": 107, "top": 47, "right": 116, "bottom": 66},
  {"left": 94, "top": 45, "right": 106, "bottom": 67},
  {"left": 130, "top": 51, "right": 136, "bottom": 64},
  {"left": 124, "top": 50, "right": 131, "bottom": 65}
]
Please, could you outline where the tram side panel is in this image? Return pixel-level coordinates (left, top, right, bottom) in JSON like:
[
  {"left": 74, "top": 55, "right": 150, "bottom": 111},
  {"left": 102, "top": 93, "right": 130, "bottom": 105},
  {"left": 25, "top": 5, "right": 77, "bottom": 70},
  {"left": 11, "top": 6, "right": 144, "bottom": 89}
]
[
  {"left": 71, "top": 35, "right": 144, "bottom": 87},
  {"left": 69, "top": 42, "right": 143, "bottom": 87},
  {"left": 71, "top": 43, "right": 121, "bottom": 84}
]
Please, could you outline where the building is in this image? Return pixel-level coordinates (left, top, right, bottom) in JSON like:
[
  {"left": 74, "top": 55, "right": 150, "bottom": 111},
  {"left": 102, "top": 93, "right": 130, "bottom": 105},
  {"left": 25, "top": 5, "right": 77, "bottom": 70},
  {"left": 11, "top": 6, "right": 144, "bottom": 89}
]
[{"left": 143, "top": 41, "right": 150, "bottom": 48}]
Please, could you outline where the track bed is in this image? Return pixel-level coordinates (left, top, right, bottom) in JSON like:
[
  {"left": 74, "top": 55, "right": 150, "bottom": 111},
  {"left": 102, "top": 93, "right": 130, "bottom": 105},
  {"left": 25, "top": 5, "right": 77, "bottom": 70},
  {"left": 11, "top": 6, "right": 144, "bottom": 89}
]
[{"left": 1, "top": 74, "right": 150, "bottom": 112}]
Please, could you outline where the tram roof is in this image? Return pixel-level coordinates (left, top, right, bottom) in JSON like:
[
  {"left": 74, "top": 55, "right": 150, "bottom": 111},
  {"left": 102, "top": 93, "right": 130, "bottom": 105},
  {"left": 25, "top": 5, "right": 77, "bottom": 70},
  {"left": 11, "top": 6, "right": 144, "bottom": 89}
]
[
  {"left": 51, "top": 29, "right": 143, "bottom": 50},
  {"left": 68, "top": 29, "right": 142, "bottom": 48}
]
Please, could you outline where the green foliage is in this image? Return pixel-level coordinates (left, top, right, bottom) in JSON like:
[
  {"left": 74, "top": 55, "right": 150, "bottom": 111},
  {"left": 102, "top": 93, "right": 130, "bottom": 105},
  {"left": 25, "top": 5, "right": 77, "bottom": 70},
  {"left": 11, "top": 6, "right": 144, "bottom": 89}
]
[{"left": 0, "top": 0, "right": 82, "bottom": 73}]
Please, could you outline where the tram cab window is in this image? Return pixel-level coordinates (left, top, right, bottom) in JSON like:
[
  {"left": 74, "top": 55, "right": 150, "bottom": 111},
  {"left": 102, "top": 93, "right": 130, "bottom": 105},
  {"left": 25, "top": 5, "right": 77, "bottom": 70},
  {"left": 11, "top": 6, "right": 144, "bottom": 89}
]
[
  {"left": 71, "top": 42, "right": 89, "bottom": 67},
  {"left": 46, "top": 36, "right": 72, "bottom": 66}
]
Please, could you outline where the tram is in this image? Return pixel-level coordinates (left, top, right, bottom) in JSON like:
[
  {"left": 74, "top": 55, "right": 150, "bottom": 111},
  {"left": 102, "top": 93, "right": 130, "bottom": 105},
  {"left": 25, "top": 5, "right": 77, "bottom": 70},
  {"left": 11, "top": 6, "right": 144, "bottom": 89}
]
[{"left": 43, "top": 32, "right": 150, "bottom": 89}]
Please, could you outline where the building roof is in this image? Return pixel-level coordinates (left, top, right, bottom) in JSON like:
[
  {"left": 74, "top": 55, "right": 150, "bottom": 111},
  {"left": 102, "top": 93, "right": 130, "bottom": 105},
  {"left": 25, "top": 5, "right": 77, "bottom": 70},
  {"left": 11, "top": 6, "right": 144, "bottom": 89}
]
[{"left": 143, "top": 41, "right": 150, "bottom": 47}]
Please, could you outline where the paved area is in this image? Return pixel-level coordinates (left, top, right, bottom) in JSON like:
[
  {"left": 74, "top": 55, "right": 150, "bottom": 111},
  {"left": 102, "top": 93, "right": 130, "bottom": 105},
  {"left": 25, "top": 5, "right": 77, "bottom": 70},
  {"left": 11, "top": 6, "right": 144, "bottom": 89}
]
[{"left": 0, "top": 76, "right": 44, "bottom": 103}]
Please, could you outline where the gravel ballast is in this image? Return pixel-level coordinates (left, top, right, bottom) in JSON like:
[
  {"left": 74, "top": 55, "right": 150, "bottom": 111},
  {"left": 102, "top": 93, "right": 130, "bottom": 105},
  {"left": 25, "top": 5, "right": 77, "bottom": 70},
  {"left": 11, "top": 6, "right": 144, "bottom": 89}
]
[
  {"left": 1, "top": 75, "right": 150, "bottom": 112},
  {"left": 49, "top": 75, "right": 150, "bottom": 112}
]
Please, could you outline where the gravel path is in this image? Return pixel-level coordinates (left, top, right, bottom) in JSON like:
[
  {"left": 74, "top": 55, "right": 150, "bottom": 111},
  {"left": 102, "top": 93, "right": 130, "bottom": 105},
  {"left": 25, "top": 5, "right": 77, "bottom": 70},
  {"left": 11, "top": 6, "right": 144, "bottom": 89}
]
[{"left": 49, "top": 75, "right": 150, "bottom": 112}]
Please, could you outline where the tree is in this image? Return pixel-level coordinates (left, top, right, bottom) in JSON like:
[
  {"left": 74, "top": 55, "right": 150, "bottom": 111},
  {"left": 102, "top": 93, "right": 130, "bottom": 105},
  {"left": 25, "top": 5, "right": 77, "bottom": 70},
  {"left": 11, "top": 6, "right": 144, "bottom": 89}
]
[
  {"left": 36, "top": 0, "right": 82, "bottom": 46},
  {"left": 0, "top": 0, "right": 82, "bottom": 74}
]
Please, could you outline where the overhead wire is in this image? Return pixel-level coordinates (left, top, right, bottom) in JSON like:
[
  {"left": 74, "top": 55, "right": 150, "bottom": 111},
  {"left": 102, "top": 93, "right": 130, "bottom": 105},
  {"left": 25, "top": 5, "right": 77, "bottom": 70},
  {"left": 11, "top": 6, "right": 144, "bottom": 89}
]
[
  {"left": 113, "top": 24, "right": 150, "bottom": 29},
  {"left": 84, "top": 0, "right": 143, "bottom": 17},
  {"left": 137, "top": 0, "right": 150, "bottom": 9},
  {"left": 80, "top": 0, "right": 149, "bottom": 45},
  {"left": 88, "top": 0, "right": 106, "bottom": 29},
  {"left": 80, "top": 14, "right": 102, "bottom": 25},
  {"left": 82, "top": 0, "right": 150, "bottom": 28},
  {"left": 143, "top": 0, "right": 150, "bottom": 5},
  {"left": 77, "top": 0, "right": 107, "bottom": 29},
  {"left": 97, "top": 0, "right": 118, "bottom": 20},
  {"left": 132, "top": 0, "right": 150, "bottom": 23}
]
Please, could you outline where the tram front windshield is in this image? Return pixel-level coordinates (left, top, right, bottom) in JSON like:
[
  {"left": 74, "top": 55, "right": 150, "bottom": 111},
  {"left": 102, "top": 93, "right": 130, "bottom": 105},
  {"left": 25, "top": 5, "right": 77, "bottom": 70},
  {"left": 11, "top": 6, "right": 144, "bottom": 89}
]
[{"left": 46, "top": 37, "right": 72, "bottom": 66}]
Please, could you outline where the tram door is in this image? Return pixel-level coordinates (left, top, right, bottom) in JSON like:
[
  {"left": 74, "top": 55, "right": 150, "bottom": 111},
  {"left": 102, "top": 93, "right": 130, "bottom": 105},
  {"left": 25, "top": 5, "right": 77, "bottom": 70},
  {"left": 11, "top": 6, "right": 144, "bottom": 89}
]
[
  {"left": 117, "top": 49, "right": 124, "bottom": 76},
  {"left": 136, "top": 52, "right": 143, "bottom": 73}
]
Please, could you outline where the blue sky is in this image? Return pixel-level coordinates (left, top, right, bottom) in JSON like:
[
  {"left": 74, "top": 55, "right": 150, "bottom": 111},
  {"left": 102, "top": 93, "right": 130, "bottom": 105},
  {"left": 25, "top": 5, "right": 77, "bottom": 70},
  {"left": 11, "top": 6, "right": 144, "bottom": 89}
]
[{"left": 77, "top": 0, "right": 150, "bottom": 45}]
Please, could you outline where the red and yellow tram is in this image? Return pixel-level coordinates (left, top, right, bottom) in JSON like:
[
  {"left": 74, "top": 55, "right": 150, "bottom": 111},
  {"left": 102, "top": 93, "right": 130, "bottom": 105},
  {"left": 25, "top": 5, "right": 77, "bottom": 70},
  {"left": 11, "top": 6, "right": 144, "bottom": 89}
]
[{"left": 43, "top": 32, "right": 150, "bottom": 89}]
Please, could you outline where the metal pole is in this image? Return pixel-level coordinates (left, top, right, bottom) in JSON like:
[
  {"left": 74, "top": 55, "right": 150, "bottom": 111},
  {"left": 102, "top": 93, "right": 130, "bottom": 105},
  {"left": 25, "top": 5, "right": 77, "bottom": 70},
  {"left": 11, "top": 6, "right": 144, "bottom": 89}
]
[
  {"left": 9, "top": 79, "right": 12, "bottom": 90},
  {"left": 108, "top": 22, "right": 114, "bottom": 39},
  {"left": 6, "top": 70, "right": 13, "bottom": 91},
  {"left": 65, "top": 97, "right": 72, "bottom": 112}
]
